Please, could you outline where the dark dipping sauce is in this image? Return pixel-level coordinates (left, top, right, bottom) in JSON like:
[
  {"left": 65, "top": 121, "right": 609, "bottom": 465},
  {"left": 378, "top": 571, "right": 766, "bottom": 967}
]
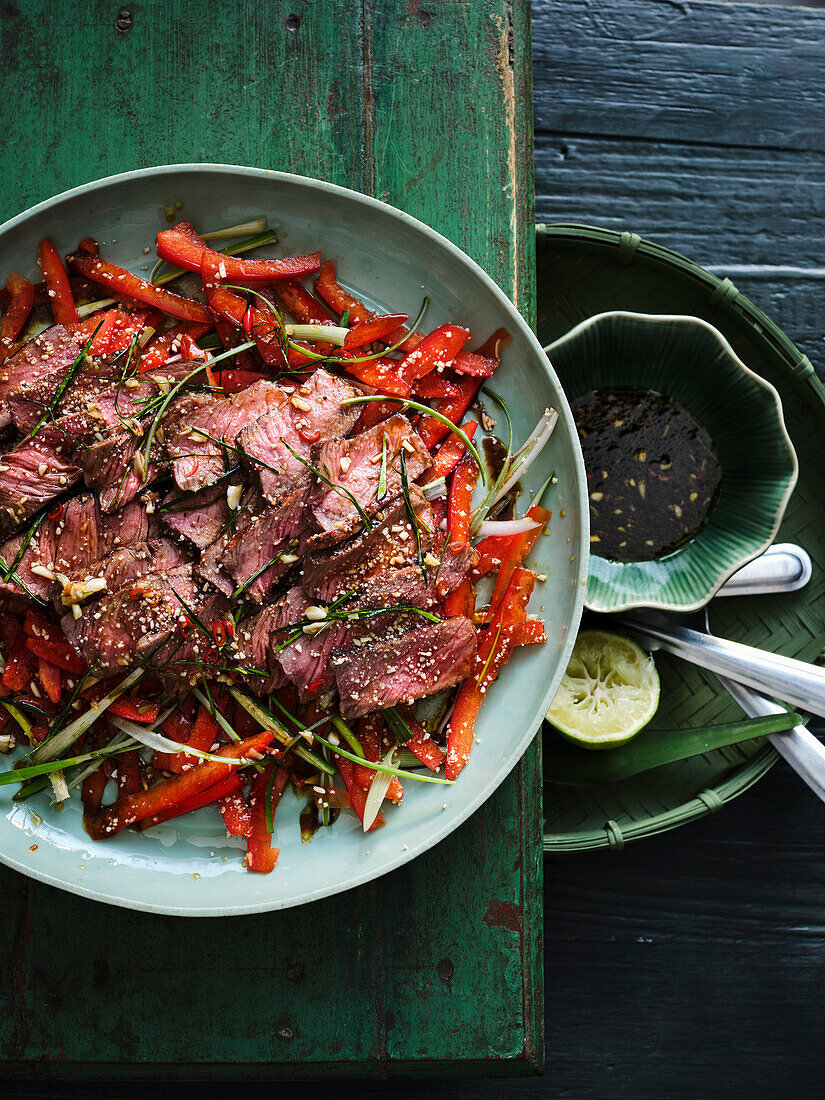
[{"left": 573, "top": 386, "right": 722, "bottom": 562}]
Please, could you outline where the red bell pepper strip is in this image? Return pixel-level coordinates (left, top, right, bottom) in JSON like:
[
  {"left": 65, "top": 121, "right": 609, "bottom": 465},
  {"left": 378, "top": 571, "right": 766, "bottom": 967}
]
[
  {"left": 246, "top": 765, "right": 288, "bottom": 873},
  {"left": 81, "top": 766, "right": 108, "bottom": 833},
  {"left": 398, "top": 324, "right": 471, "bottom": 384},
  {"left": 452, "top": 350, "right": 498, "bottom": 377},
  {"left": 339, "top": 355, "right": 412, "bottom": 397},
  {"left": 1, "top": 629, "right": 35, "bottom": 693},
  {"left": 202, "top": 259, "right": 285, "bottom": 366},
  {"left": 23, "top": 612, "right": 87, "bottom": 674},
  {"left": 115, "top": 749, "right": 142, "bottom": 798},
  {"left": 38, "top": 239, "right": 79, "bottom": 324},
  {"left": 78, "top": 237, "right": 99, "bottom": 256},
  {"left": 441, "top": 577, "right": 476, "bottom": 618},
  {"left": 315, "top": 260, "right": 372, "bottom": 324},
  {"left": 156, "top": 221, "right": 320, "bottom": 285},
  {"left": 511, "top": 619, "right": 547, "bottom": 646},
  {"left": 416, "top": 375, "right": 481, "bottom": 449},
  {"left": 354, "top": 398, "right": 398, "bottom": 432},
  {"left": 108, "top": 697, "right": 161, "bottom": 724},
  {"left": 344, "top": 313, "right": 408, "bottom": 350},
  {"left": 37, "top": 657, "right": 62, "bottom": 705},
  {"left": 334, "top": 755, "right": 385, "bottom": 830},
  {"left": 413, "top": 374, "right": 463, "bottom": 401},
  {"left": 139, "top": 320, "right": 212, "bottom": 374},
  {"left": 216, "top": 368, "right": 268, "bottom": 394},
  {"left": 66, "top": 308, "right": 118, "bottom": 353},
  {"left": 68, "top": 252, "right": 211, "bottom": 323},
  {"left": 176, "top": 704, "right": 219, "bottom": 770},
  {"left": 421, "top": 420, "right": 478, "bottom": 485},
  {"left": 447, "top": 453, "right": 480, "bottom": 553},
  {"left": 154, "top": 708, "right": 193, "bottom": 772},
  {"left": 142, "top": 772, "right": 246, "bottom": 829},
  {"left": 0, "top": 272, "right": 34, "bottom": 359},
  {"left": 483, "top": 505, "right": 551, "bottom": 623},
  {"left": 403, "top": 715, "right": 446, "bottom": 771},
  {"left": 88, "top": 730, "right": 275, "bottom": 839},
  {"left": 446, "top": 568, "right": 535, "bottom": 780},
  {"left": 275, "top": 280, "right": 335, "bottom": 326},
  {"left": 355, "top": 715, "right": 403, "bottom": 803},
  {"left": 219, "top": 788, "right": 253, "bottom": 837}
]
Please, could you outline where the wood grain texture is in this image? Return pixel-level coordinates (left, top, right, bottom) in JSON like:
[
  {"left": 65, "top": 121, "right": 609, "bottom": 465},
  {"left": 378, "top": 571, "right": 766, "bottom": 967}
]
[
  {"left": 0, "top": 0, "right": 542, "bottom": 1080},
  {"left": 535, "top": 2, "right": 825, "bottom": 1098}
]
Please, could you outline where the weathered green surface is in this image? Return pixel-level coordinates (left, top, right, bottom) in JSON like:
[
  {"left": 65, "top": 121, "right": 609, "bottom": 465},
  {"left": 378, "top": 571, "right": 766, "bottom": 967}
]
[{"left": 0, "top": 0, "right": 541, "bottom": 1080}]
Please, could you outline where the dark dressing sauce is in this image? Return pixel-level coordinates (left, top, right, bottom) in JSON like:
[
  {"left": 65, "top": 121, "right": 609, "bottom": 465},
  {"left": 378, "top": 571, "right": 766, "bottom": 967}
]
[{"left": 573, "top": 387, "right": 722, "bottom": 562}]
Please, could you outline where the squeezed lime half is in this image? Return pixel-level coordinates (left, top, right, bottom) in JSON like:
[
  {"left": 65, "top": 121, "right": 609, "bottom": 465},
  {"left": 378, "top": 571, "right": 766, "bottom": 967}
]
[{"left": 547, "top": 629, "right": 660, "bottom": 749}]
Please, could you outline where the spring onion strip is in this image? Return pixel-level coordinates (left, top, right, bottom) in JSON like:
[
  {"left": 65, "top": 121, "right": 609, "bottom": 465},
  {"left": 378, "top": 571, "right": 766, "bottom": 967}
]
[
  {"left": 76, "top": 298, "right": 117, "bottom": 318},
  {"left": 329, "top": 715, "right": 366, "bottom": 759},
  {"left": 109, "top": 713, "right": 254, "bottom": 766},
  {"left": 0, "top": 742, "right": 138, "bottom": 786},
  {"left": 313, "top": 733, "right": 454, "bottom": 785},
  {"left": 2, "top": 514, "right": 44, "bottom": 582},
  {"left": 340, "top": 395, "right": 485, "bottom": 477},
  {"left": 287, "top": 323, "right": 348, "bottom": 345},
  {"left": 384, "top": 707, "right": 416, "bottom": 745},
  {"left": 12, "top": 777, "right": 50, "bottom": 802},
  {"left": 486, "top": 408, "right": 558, "bottom": 516},
  {"left": 377, "top": 433, "right": 388, "bottom": 499},
  {"left": 151, "top": 228, "right": 279, "bottom": 286},
  {"left": 422, "top": 476, "right": 447, "bottom": 501},
  {"left": 201, "top": 218, "right": 267, "bottom": 242},
  {"left": 475, "top": 517, "right": 543, "bottom": 538},
  {"left": 470, "top": 390, "right": 513, "bottom": 533},
  {"left": 1, "top": 701, "right": 32, "bottom": 740},
  {"left": 229, "top": 688, "right": 335, "bottom": 776},
  {"left": 362, "top": 748, "right": 396, "bottom": 830},
  {"left": 30, "top": 668, "right": 144, "bottom": 764},
  {"left": 49, "top": 770, "right": 70, "bottom": 804},
  {"left": 67, "top": 733, "right": 134, "bottom": 790}
]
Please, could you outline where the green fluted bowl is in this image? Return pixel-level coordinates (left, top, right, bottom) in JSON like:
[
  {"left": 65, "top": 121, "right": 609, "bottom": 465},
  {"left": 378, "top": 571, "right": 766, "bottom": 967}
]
[{"left": 545, "top": 311, "right": 798, "bottom": 613}]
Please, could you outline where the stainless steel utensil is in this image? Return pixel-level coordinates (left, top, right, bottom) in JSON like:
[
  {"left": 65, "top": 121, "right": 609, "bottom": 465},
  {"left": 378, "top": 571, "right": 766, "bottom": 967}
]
[
  {"left": 619, "top": 543, "right": 825, "bottom": 802},
  {"left": 619, "top": 543, "right": 825, "bottom": 718}
]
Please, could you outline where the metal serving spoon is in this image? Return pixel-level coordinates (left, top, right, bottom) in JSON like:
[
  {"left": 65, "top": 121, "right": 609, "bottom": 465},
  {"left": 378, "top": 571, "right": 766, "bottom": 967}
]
[
  {"left": 618, "top": 545, "right": 825, "bottom": 718},
  {"left": 618, "top": 544, "right": 825, "bottom": 802}
]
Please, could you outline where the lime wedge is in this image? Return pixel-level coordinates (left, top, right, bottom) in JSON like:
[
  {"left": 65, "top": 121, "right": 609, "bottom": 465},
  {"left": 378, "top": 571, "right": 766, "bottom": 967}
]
[{"left": 547, "top": 629, "right": 660, "bottom": 749}]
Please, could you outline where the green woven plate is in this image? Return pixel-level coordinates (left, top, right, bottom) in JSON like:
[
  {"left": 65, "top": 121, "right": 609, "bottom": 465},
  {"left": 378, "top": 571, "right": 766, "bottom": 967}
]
[{"left": 538, "top": 223, "right": 825, "bottom": 852}]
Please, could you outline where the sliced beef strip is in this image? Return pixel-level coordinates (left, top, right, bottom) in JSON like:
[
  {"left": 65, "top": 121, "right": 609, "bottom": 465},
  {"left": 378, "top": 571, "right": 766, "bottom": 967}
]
[
  {"left": 8, "top": 357, "right": 158, "bottom": 436},
  {"left": 309, "top": 415, "right": 431, "bottom": 546},
  {"left": 217, "top": 491, "right": 308, "bottom": 604},
  {"left": 165, "top": 379, "right": 286, "bottom": 493},
  {"left": 334, "top": 616, "right": 477, "bottom": 718},
  {"left": 238, "top": 369, "right": 361, "bottom": 504},
  {"left": 76, "top": 427, "right": 147, "bottom": 513},
  {"left": 160, "top": 482, "right": 232, "bottom": 550},
  {"left": 232, "top": 604, "right": 289, "bottom": 695},
  {"left": 0, "top": 326, "right": 81, "bottom": 430},
  {"left": 195, "top": 488, "right": 266, "bottom": 597},
  {"left": 63, "top": 537, "right": 190, "bottom": 595},
  {"left": 62, "top": 564, "right": 199, "bottom": 673},
  {"left": 0, "top": 424, "right": 83, "bottom": 536},
  {"left": 303, "top": 489, "right": 434, "bottom": 603},
  {"left": 0, "top": 517, "right": 59, "bottom": 602}
]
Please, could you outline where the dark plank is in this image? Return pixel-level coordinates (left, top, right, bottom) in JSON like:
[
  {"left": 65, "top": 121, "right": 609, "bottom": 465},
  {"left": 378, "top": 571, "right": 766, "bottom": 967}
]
[
  {"left": 534, "top": 0, "right": 825, "bottom": 1097},
  {"left": 0, "top": 0, "right": 542, "bottom": 1080},
  {"left": 533, "top": 0, "right": 825, "bottom": 151}
]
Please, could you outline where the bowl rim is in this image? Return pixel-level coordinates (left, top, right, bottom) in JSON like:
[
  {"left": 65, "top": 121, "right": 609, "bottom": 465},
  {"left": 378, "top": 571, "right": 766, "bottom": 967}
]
[
  {"left": 545, "top": 309, "right": 799, "bottom": 613},
  {"left": 0, "top": 163, "right": 590, "bottom": 914}
]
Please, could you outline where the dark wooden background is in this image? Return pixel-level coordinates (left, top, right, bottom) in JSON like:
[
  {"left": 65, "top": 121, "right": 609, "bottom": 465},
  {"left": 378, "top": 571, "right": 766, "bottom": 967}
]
[{"left": 4, "top": 1, "right": 825, "bottom": 1097}]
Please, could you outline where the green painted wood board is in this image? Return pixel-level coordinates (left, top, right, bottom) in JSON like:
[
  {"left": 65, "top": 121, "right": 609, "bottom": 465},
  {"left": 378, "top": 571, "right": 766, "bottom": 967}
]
[{"left": 0, "top": 0, "right": 542, "bottom": 1080}]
